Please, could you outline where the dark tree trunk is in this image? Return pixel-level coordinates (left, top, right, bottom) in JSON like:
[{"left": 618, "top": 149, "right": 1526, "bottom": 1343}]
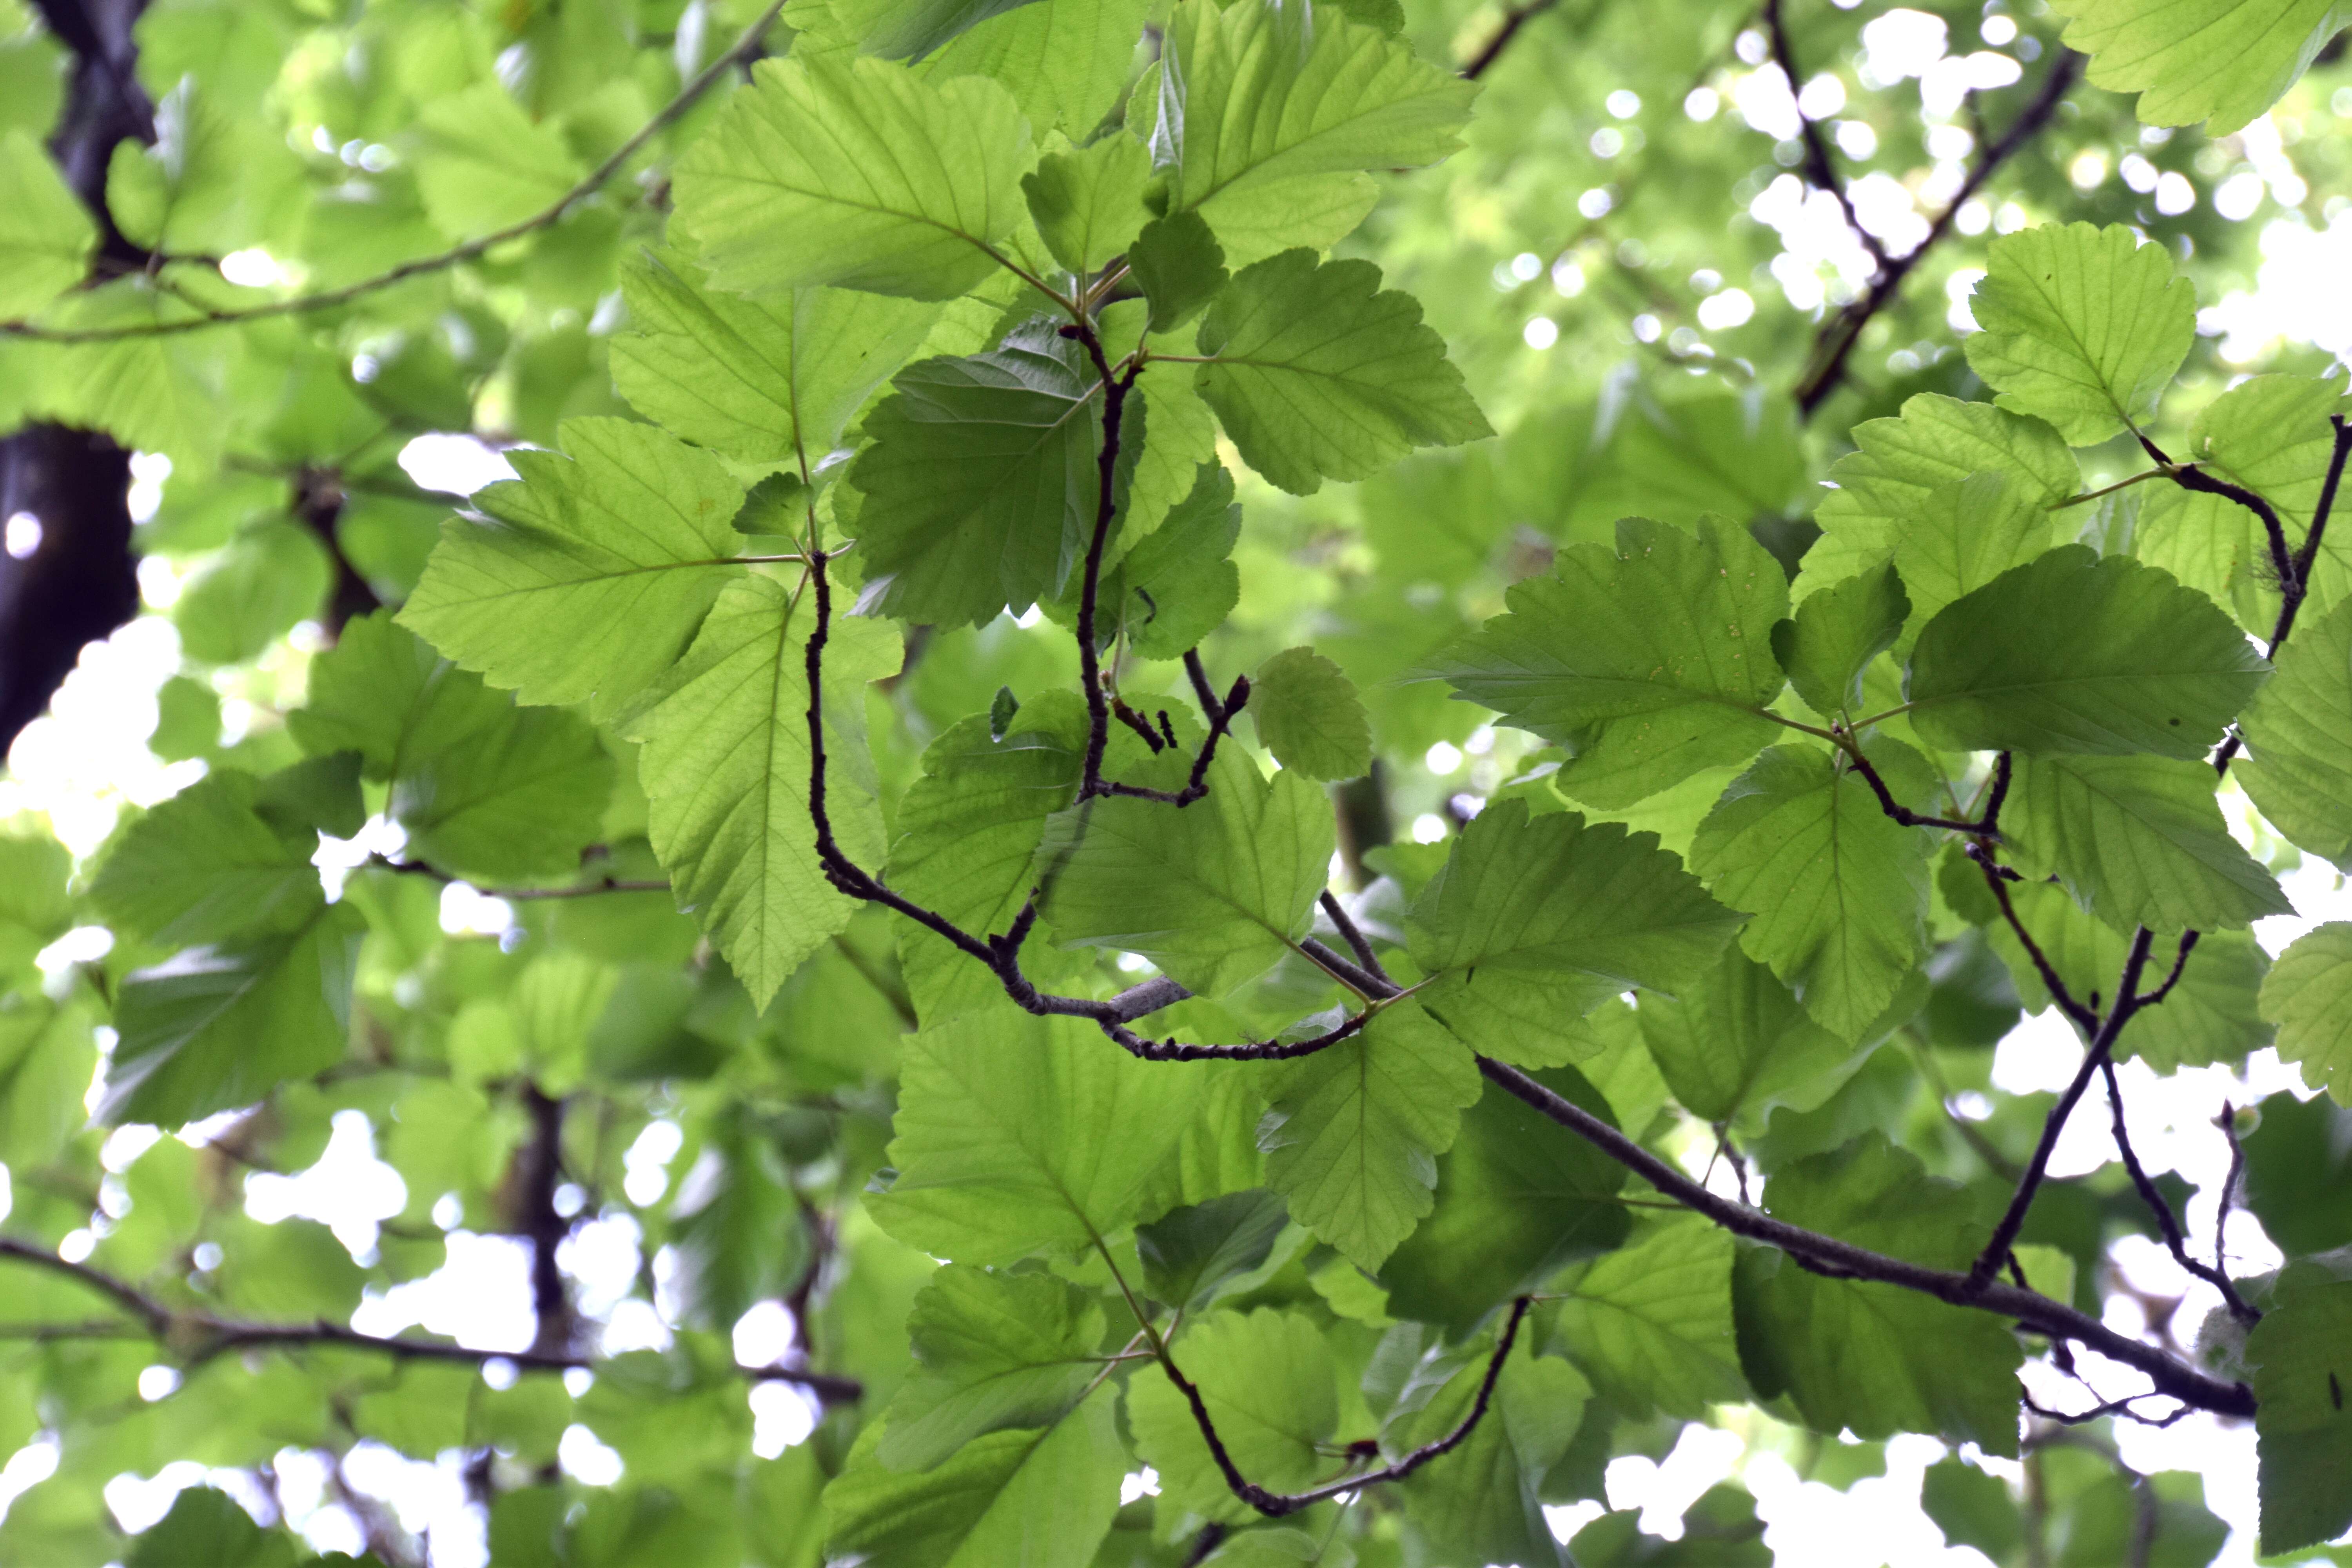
[{"left": 0, "top": 0, "right": 152, "bottom": 755}]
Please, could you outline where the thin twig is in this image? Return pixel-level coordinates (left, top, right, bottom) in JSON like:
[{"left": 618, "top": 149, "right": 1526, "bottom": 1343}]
[
  {"left": 2098, "top": 1058, "right": 2258, "bottom": 1322},
  {"left": 2, "top": 0, "right": 793, "bottom": 343},
  {"left": 1158, "top": 1296, "right": 1534, "bottom": 1515},
  {"left": 1474, "top": 1059, "right": 2254, "bottom": 1418},
  {"left": 1319, "top": 890, "right": 1392, "bottom": 985},
  {"left": 1795, "top": 49, "right": 2080, "bottom": 416},
  {"left": 0, "top": 1235, "right": 861, "bottom": 1402},
  {"left": 368, "top": 855, "right": 668, "bottom": 899}
]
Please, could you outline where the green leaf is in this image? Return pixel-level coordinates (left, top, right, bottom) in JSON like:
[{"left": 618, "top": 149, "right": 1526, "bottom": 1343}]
[
  {"left": 869, "top": 1009, "right": 1209, "bottom": 1263},
  {"left": 2051, "top": 0, "right": 2345, "bottom": 134},
  {"left": 1147, "top": 0, "right": 1477, "bottom": 262},
  {"left": 1259, "top": 1003, "right": 1481, "bottom": 1270},
  {"left": 628, "top": 576, "right": 902, "bottom": 1008},
  {"left": 1550, "top": 1216, "right": 1748, "bottom": 1419},
  {"left": 2259, "top": 923, "right": 2352, "bottom": 1105},
  {"left": 1921, "top": 1460, "right": 2022, "bottom": 1564},
  {"left": 824, "top": 1397, "right": 1124, "bottom": 1567},
  {"left": 125, "top": 1486, "right": 296, "bottom": 1568},
  {"left": 1733, "top": 1134, "right": 2023, "bottom": 1454},
  {"left": 1796, "top": 395, "right": 2079, "bottom": 600},
  {"left": 1127, "top": 212, "right": 1229, "bottom": 334},
  {"left": 1392, "top": 1335, "right": 1587, "bottom": 1568},
  {"left": 673, "top": 56, "right": 1031, "bottom": 301},
  {"left": 1380, "top": 1065, "right": 1632, "bottom": 1335},
  {"left": 1961, "top": 222, "right": 2198, "bottom": 446},
  {"left": 1136, "top": 1190, "right": 1292, "bottom": 1311},
  {"left": 87, "top": 769, "right": 329, "bottom": 948},
  {"left": 0, "top": 1002, "right": 98, "bottom": 1169},
  {"left": 844, "top": 319, "right": 1103, "bottom": 628},
  {"left": 1127, "top": 1308, "right": 1338, "bottom": 1520},
  {"left": 1248, "top": 647, "right": 1370, "bottom": 781},
  {"left": 1021, "top": 134, "right": 1151, "bottom": 277},
  {"left": 1428, "top": 516, "right": 1789, "bottom": 808},
  {"left": 1637, "top": 946, "right": 1862, "bottom": 1125},
  {"left": 2002, "top": 753, "right": 2288, "bottom": 931},
  {"left": 2249, "top": 1272, "right": 2352, "bottom": 1552},
  {"left": 398, "top": 418, "right": 750, "bottom": 724},
  {"left": 1194, "top": 249, "right": 1491, "bottom": 495},
  {"left": 1408, "top": 799, "right": 1745, "bottom": 1066},
  {"left": 1904, "top": 546, "right": 2269, "bottom": 759},
  {"left": 1081, "top": 461, "right": 1242, "bottom": 661},
  {"left": 1773, "top": 562, "right": 1909, "bottom": 719},
  {"left": 878, "top": 1266, "right": 1107, "bottom": 1470},
  {"left": 666, "top": 1109, "right": 807, "bottom": 1332},
  {"left": 888, "top": 694, "right": 1088, "bottom": 1024},
  {"left": 410, "top": 81, "right": 580, "bottom": 240},
  {"left": 610, "top": 246, "right": 941, "bottom": 466},
  {"left": 1037, "top": 747, "right": 1334, "bottom": 998},
  {"left": 2239, "top": 1091, "right": 2352, "bottom": 1254},
  {"left": 802, "top": 0, "right": 1049, "bottom": 62},
  {"left": 2238, "top": 597, "right": 2352, "bottom": 869},
  {"left": 1887, "top": 473, "right": 2057, "bottom": 648},
  {"left": 102, "top": 904, "right": 367, "bottom": 1127},
  {"left": 175, "top": 521, "right": 333, "bottom": 666},
  {"left": 292, "top": 612, "right": 613, "bottom": 884},
  {"left": 1688, "top": 745, "right": 1929, "bottom": 1043},
  {"left": 0, "top": 129, "right": 96, "bottom": 316}
]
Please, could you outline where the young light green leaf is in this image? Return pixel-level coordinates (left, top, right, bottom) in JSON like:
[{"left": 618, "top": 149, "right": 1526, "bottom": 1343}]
[
  {"left": 1259, "top": 1003, "right": 1481, "bottom": 1270},
  {"left": 86, "top": 769, "right": 330, "bottom": 948},
  {"left": 842, "top": 319, "right": 1102, "bottom": 628},
  {"left": 1136, "top": 1190, "right": 1292, "bottom": 1311},
  {"left": 798, "top": 0, "right": 1048, "bottom": 62},
  {"left": 1249, "top": 646, "right": 1371, "bottom": 780},
  {"left": 2248, "top": 1272, "right": 2352, "bottom": 1553},
  {"left": 1426, "top": 515, "right": 1789, "bottom": 808},
  {"left": 1637, "top": 946, "right": 1862, "bottom": 1125},
  {"left": 0, "top": 130, "right": 96, "bottom": 316},
  {"left": 2002, "top": 753, "right": 2288, "bottom": 931},
  {"left": 628, "top": 577, "right": 903, "bottom": 1008},
  {"left": 292, "top": 612, "right": 613, "bottom": 885},
  {"left": 2258, "top": 923, "right": 2352, "bottom": 1106},
  {"left": 1408, "top": 799, "right": 1745, "bottom": 1066},
  {"left": 1037, "top": 747, "right": 1334, "bottom": 997},
  {"left": 101, "top": 905, "right": 367, "bottom": 1127},
  {"left": 1379, "top": 1065, "right": 1631, "bottom": 1334},
  {"left": 869, "top": 1009, "right": 1208, "bottom": 1263},
  {"left": 1127, "top": 211, "right": 1229, "bottom": 333},
  {"left": 1020, "top": 134, "right": 1151, "bottom": 276},
  {"left": 2237, "top": 597, "right": 2352, "bottom": 869},
  {"left": 1735, "top": 1134, "right": 2022, "bottom": 1454},
  {"left": 1147, "top": 0, "right": 1477, "bottom": 262},
  {"left": 1889, "top": 472, "right": 2054, "bottom": 644},
  {"left": 611, "top": 247, "right": 941, "bottom": 466},
  {"left": 1688, "top": 745, "right": 1930, "bottom": 1042},
  {"left": 1550, "top": 1216, "right": 1748, "bottom": 1419},
  {"left": 2051, "top": 0, "right": 2344, "bottom": 135},
  {"left": 1126, "top": 1308, "right": 1338, "bottom": 1521},
  {"left": 1194, "top": 249, "right": 1491, "bottom": 496},
  {"left": 1773, "top": 562, "right": 1910, "bottom": 718},
  {"left": 1905, "top": 547, "right": 2269, "bottom": 758},
  {"left": 823, "top": 1397, "right": 1123, "bottom": 1567},
  {"left": 907, "top": 0, "right": 1153, "bottom": 140},
  {"left": 673, "top": 55, "right": 1032, "bottom": 301},
  {"left": 409, "top": 81, "right": 579, "bottom": 240},
  {"left": 1962, "top": 222, "right": 2198, "bottom": 446},
  {"left": 878, "top": 1267, "right": 1108, "bottom": 1471},
  {"left": 1797, "top": 394, "right": 2078, "bottom": 599},
  {"left": 398, "top": 418, "right": 750, "bottom": 723},
  {"left": 889, "top": 695, "right": 1088, "bottom": 1024}
]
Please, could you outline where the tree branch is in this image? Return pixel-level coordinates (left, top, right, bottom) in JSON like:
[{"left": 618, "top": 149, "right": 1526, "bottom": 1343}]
[
  {"left": 2099, "top": 1056, "right": 2258, "bottom": 1323},
  {"left": 0, "top": 1233, "right": 863, "bottom": 1404},
  {"left": 0, "top": 0, "right": 792, "bottom": 344},
  {"left": 1460, "top": 0, "right": 1563, "bottom": 80},
  {"left": 1474, "top": 1059, "right": 2254, "bottom": 1418},
  {"left": 1794, "top": 48, "right": 2080, "bottom": 418},
  {"left": 1319, "top": 889, "right": 1392, "bottom": 984},
  {"left": 1158, "top": 1296, "right": 1533, "bottom": 1516},
  {"left": 1762, "top": 0, "right": 1891, "bottom": 276}
]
